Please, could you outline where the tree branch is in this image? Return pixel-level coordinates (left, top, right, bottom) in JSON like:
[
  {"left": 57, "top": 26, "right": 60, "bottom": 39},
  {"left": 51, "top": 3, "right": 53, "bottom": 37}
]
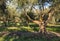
[
  {"left": 47, "top": 8, "right": 55, "bottom": 21},
  {"left": 23, "top": 8, "right": 40, "bottom": 25}
]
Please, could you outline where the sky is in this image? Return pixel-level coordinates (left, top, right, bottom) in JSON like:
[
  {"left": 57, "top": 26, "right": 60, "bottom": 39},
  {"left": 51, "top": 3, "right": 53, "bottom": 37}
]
[
  {"left": 44, "top": 2, "right": 51, "bottom": 8},
  {"left": 6, "top": 0, "right": 51, "bottom": 13},
  {"left": 34, "top": 2, "right": 51, "bottom": 9}
]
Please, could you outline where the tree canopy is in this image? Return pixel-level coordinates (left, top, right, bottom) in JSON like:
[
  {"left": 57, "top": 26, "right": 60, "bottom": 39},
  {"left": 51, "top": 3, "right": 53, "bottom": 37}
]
[{"left": 0, "top": 0, "right": 60, "bottom": 34}]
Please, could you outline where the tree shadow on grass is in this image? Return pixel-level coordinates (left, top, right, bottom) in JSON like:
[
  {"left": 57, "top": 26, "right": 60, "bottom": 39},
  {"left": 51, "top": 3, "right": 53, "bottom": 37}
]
[
  {"left": 0, "top": 25, "right": 60, "bottom": 41},
  {"left": 2, "top": 30, "right": 60, "bottom": 41}
]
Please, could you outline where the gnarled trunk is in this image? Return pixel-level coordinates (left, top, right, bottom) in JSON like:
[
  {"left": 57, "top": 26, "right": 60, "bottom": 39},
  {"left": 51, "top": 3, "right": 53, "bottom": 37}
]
[
  {"left": 39, "top": 21, "right": 46, "bottom": 34},
  {"left": 31, "top": 20, "right": 47, "bottom": 34}
]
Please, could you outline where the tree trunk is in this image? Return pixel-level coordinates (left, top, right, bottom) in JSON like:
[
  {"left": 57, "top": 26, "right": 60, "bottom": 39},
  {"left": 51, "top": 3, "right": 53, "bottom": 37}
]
[{"left": 39, "top": 21, "right": 46, "bottom": 34}]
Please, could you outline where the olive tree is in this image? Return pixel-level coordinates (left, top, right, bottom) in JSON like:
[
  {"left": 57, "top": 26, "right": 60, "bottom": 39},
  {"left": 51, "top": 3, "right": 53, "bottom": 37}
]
[{"left": 1, "top": 0, "right": 60, "bottom": 34}]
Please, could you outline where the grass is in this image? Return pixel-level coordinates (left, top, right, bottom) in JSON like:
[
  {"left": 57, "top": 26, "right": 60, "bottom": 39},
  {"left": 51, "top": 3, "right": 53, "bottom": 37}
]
[
  {"left": 0, "top": 36, "right": 46, "bottom": 41},
  {"left": 29, "top": 23, "right": 60, "bottom": 33},
  {"left": 0, "top": 23, "right": 60, "bottom": 41},
  {"left": 46, "top": 26, "right": 60, "bottom": 33},
  {"left": 0, "top": 33, "right": 60, "bottom": 41}
]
